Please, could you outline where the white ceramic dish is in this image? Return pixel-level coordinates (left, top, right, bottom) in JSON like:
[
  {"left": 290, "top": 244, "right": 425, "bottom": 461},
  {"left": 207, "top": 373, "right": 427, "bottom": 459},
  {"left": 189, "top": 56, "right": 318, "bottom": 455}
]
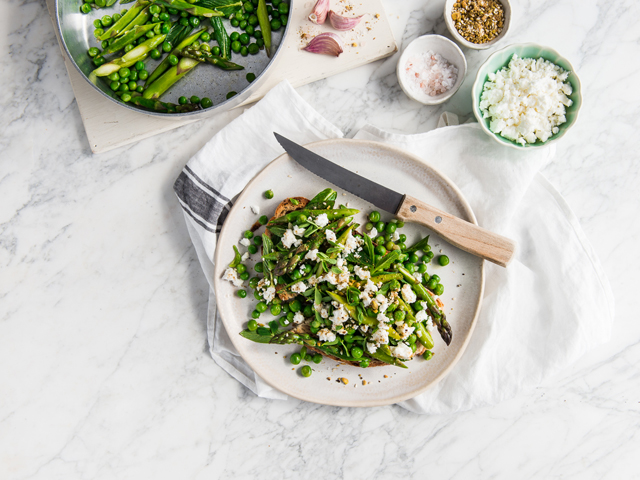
[
  {"left": 397, "top": 34, "right": 467, "bottom": 105},
  {"left": 213, "top": 139, "right": 485, "bottom": 407},
  {"left": 444, "top": 0, "right": 512, "bottom": 50}
]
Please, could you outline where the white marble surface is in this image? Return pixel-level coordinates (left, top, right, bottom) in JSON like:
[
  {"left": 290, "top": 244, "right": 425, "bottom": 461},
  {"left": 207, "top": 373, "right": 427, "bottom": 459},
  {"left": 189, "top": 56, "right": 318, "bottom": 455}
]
[{"left": 1, "top": 0, "right": 639, "bottom": 478}]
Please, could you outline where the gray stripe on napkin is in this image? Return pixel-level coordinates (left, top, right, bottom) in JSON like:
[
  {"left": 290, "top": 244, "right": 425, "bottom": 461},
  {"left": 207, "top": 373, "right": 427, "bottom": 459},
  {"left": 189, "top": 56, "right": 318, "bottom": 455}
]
[{"left": 174, "top": 170, "right": 233, "bottom": 233}]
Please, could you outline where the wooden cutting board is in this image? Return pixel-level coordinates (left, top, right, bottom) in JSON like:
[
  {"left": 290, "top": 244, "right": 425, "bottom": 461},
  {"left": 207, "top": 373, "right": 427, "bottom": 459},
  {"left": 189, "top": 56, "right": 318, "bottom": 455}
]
[{"left": 46, "top": 0, "right": 397, "bottom": 153}]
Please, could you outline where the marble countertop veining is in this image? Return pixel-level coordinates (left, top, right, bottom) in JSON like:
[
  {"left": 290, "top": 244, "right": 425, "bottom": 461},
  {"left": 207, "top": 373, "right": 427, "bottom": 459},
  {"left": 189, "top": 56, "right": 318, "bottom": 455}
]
[{"left": 2, "top": 0, "right": 640, "bottom": 478}]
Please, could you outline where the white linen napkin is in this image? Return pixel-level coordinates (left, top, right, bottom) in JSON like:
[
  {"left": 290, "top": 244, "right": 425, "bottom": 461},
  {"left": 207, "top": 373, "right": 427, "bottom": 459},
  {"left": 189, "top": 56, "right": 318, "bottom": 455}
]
[{"left": 174, "top": 80, "right": 614, "bottom": 412}]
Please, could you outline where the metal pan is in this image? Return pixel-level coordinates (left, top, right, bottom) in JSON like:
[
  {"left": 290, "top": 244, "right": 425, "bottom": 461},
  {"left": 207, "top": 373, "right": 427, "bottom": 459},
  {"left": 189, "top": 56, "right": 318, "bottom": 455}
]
[{"left": 55, "top": 0, "right": 290, "bottom": 117}]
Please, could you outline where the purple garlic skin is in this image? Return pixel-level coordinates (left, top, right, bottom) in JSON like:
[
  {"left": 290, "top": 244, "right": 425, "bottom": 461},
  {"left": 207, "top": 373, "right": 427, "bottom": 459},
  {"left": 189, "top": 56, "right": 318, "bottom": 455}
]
[
  {"left": 309, "top": 0, "right": 330, "bottom": 25},
  {"left": 328, "top": 10, "right": 364, "bottom": 30},
  {"left": 303, "top": 32, "right": 344, "bottom": 57}
]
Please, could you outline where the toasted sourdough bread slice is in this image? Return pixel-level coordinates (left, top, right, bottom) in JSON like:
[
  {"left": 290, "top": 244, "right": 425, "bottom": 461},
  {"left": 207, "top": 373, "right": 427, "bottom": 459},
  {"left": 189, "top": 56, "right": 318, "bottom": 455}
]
[{"left": 259, "top": 196, "right": 427, "bottom": 367}]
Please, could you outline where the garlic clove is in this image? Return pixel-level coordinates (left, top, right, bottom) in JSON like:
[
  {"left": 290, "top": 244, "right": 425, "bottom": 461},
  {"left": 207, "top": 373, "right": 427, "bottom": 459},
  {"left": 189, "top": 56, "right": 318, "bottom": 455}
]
[
  {"left": 302, "top": 32, "right": 344, "bottom": 57},
  {"left": 328, "top": 10, "right": 364, "bottom": 31},
  {"left": 308, "top": 0, "right": 330, "bottom": 25}
]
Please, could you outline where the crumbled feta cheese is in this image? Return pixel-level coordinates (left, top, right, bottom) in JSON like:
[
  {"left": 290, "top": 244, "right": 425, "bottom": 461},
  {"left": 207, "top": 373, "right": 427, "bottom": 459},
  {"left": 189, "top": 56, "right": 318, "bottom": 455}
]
[
  {"left": 305, "top": 249, "right": 319, "bottom": 262},
  {"left": 223, "top": 267, "right": 244, "bottom": 287},
  {"left": 291, "top": 281, "right": 307, "bottom": 294},
  {"left": 241, "top": 252, "right": 250, "bottom": 261},
  {"left": 326, "top": 230, "right": 337, "bottom": 243},
  {"left": 376, "top": 312, "right": 389, "bottom": 324},
  {"left": 282, "top": 229, "right": 301, "bottom": 249},
  {"left": 343, "top": 231, "right": 362, "bottom": 255},
  {"left": 359, "top": 279, "right": 379, "bottom": 307},
  {"left": 239, "top": 238, "right": 251, "bottom": 247},
  {"left": 330, "top": 304, "right": 350, "bottom": 326},
  {"left": 308, "top": 275, "right": 318, "bottom": 286},
  {"left": 413, "top": 272, "right": 423, "bottom": 283},
  {"left": 396, "top": 323, "right": 415, "bottom": 340},
  {"left": 337, "top": 282, "right": 349, "bottom": 291},
  {"left": 415, "top": 309, "right": 429, "bottom": 322},
  {"left": 250, "top": 205, "right": 260, "bottom": 215},
  {"left": 354, "top": 266, "right": 370, "bottom": 280},
  {"left": 392, "top": 231, "right": 400, "bottom": 241},
  {"left": 369, "top": 227, "right": 378, "bottom": 239},
  {"left": 367, "top": 342, "right": 378, "bottom": 354},
  {"left": 257, "top": 278, "right": 270, "bottom": 289},
  {"left": 323, "top": 272, "right": 338, "bottom": 285},
  {"left": 336, "top": 326, "right": 348, "bottom": 335},
  {"left": 401, "top": 283, "right": 417, "bottom": 304},
  {"left": 479, "top": 54, "right": 573, "bottom": 146},
  {"left": 371, "top": 327, "right": 389, "bottom": 345},
  {"left": 318, "top": 328, "right": 336, "bottom": 343},
  {"left": 360, "top": 325, "right": 369, "bottom": 333},
  {"left": 390, "top": 342, "right": 413, "bottom": 359},
  {"left": 293, "top": 311, "right": 305, "bottom": 324},
  {"left": 262, "top": 286, "right": 276, "bottom": 303},
  {"left": 315, "top": 213, "right": 329, "bottom": 227},
  {"left": 293, "top": 225, "right": 305, "bottom": 236}
]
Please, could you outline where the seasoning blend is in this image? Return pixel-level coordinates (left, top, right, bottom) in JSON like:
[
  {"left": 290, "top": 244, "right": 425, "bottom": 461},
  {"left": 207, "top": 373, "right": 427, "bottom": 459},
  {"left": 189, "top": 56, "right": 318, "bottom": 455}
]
[{"left": 444, "top": 0, "right": 511, "bottom": 50}]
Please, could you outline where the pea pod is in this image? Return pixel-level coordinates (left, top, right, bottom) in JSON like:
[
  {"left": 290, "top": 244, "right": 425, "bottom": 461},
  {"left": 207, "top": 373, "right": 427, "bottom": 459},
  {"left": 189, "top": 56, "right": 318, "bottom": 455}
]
[
  {"left": 130, "top": 96, "right": 200, "bottom": 113},
  {"left": 211, "top": 16, "right": 230, "bottom": 60},
  {"left": 98, "top": 0, "right": 150, "bottom": 41},
  {"left": 397, "top": 297, "right": 434, "bottom": 349},
  {"left": 306, "top": 188, "right": 337, "bottom": 210},
  {"left": 257, "top": 0, "right": 272, "bottom": 57},
  {"left": 228, "top": 245, "right": 242, "bottom": 268},
  {"left": 143, "top": 56, "right": 200, "bottom": 100},
  {"left": 353, "top": 273, "right": 402, "bottom": 288},
  {"left": 405, "top": 235, "right": 430, "bottom": 254},
  {"left": 371, "top": 250, "right": 400, "bottom": 275},
  {"left": 269, "top": 208, "right": 359, "bottom": 226},
  {"left": 180, "top": 46, "right": 245, "bottom": 70},
  {"left": 103, "top": 23, "right": 158, "bottom": 55},
  {"left": 156, "top": 0, "right": 224, "bottom": 17},
  {"left": 366, "top": 346, "right": 408, "bottom": 368},
  {"left": 195, "top": 0, "right": 243, "bottom": 17},
  {"left": 92, "top": 34, "right": 166, "bottom": 77},
  {"left": 145, "top": 28, "right": 206, "bottom": 87}
]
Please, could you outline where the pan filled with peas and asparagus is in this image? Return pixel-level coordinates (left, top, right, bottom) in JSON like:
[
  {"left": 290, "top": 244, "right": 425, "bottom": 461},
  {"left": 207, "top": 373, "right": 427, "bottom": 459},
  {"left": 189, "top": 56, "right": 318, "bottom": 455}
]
[{"left": 56, "top": 0, "right": 290, "bottom": 115}]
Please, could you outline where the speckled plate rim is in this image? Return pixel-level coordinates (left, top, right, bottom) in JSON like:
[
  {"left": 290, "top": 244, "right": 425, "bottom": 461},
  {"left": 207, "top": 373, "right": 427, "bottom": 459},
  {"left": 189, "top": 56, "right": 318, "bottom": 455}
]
[
  {"left": 471, "top": 42, "right": 583, "bottom": 149},
  {"left": 213, "top": 138, "right": 485, "bottom": 407}
]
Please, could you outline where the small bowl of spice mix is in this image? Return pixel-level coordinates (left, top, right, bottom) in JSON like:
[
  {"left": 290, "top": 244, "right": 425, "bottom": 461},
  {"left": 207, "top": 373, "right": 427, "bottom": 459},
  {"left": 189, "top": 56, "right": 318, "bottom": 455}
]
[{"left": 444, "top": 0, "right": 511, "bottom": 50}]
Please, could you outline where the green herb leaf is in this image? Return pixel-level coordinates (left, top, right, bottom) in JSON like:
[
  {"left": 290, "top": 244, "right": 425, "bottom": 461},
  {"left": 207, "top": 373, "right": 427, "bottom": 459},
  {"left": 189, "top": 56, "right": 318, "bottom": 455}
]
[{"left": 331, "top": 266, "right": 342, "bottom": 274}]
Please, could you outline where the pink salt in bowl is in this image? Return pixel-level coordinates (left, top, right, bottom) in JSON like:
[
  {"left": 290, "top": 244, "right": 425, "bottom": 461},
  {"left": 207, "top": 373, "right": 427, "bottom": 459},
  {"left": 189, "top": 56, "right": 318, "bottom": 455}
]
[{"left": 397, "top": 34, "right": 467, "bottom": 105}]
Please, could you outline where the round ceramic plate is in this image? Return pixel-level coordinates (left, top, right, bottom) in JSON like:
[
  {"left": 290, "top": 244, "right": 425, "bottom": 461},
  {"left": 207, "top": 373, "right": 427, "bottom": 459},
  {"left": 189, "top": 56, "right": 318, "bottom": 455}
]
[{"left": 213, "top": 139, "right": 485, "bottom": 407}]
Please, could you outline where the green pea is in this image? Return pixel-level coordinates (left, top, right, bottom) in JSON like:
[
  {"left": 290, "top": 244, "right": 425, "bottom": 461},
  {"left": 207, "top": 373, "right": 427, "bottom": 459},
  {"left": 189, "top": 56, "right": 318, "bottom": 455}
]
[
  {"left": 199, "top": 31, "right": 211, "bottom": 42},
  {"left": 249, "top": 277, "right": 259, "bottom": 288},
  {"left": 312, "top": 354, "right": 322, "bottom": 364},
  {"left": 278, "top": 2, "right": 289, "bottom": 14},
  {"left": 87, "top": 47, "right": 100, "bottom": 58},
  {"left": 247, "top": 319, "right": 258, "bottom": 331},
  {"left": 186, "top": 95, "right": 199, "bottom": 105},
  {"left": 211, "top": 46, "right": 221, "bottom": 56},
  {"left": 351, "top": 346, "right": 363, "bottom": 359},
  {"left": 359, "top": 358, "right": 370, "bottom": 368},
  {"left": 270, "top": 18, "right": 281, "bottom": 30},
  {"left": 418, "top": 263, "right": 427, "bottom": 274},
  {"left": 303, "top": 305, "right": 313, "bottom": 317},
  {"left": 426, "top": 251, "right": 435, "bottom": 260},
  {"left": 107, "top": 72, "right": 120, "bottom": 82},
  {"left": 369, "top": 211, "right": 380, "bottom": 223},
  {"left": 389, "top": 279, "right": 401, "bottom": 291},
  {"left": 237, "top": 289, "right": 247, "bottom": 298},
  {"left": 94, "top": 28, "right": 104, "bottom": 38},
  {"left": 236, "top": 264, "right": 247, "bottom": 274},
  {"left": 230, "top": 31, "right": 240, "bottom": 42},
  {"left": 430, "top": 274, "right": 440, "bottom": 282},
  {"left": 281, "top": 303, "right": 290, "bottom": 314},
  {"left": 240, "top": 46, "right": 248, "bottom": 56},
  {"left": 93, "top": 19, "right": 102, "bottom": 28},
  {"left": 409, "top": 253, "right": 419, "bottom": 263},
  {"left": 375, "top": 244, "right": 386, "bottom": 255},
  {"left": 101, "top": 40, "right": 109, "bottom": 49},
  {"left": 394, "top": 310, "right": 406, "bottom": 323},
  {"left": 254, "top": 262, "right": 263, "bottom": 273},
  {"left": 129, "top": 70, "right": 138, "bottom": 81},
  {"left": 422, "top": 244, "right": 432, "bottom": 253},
  {"left": 290, "top": 353, "right": 301, "bottom": 365},
  {"left": 240, "top": 272, "right": 249, "bottom": 280},
  {"left": 264, "top": 189, "right": 274, "bottom": 199},
  {"left": 251, "top": 310, "right": 260, "bottom": 319},
  {"left": 286, "top": 311, "right": 294, "bottom": 321},
  {"left": 178, "top": 96, "right": 188, "bottom": 105},
  {"left": 149, "top": 4, "right": 161, "bottom": 14},
  {"left": 100, "top": 15, "right": 112, "bottom": 27},
  {"left": 244, "top": 1, "right": 254, "bottom": 12},
  {"left": 364, "top": 222, "right": 373, "bottom": 231},
  {"left": 145, "top": 31, "right": 155, "bottom": 39},
  {"left": 300, "top": 365, "right": 312, "bottom": 377},
  {"left": 253, "top": 290, "right": 262, "bottom": 301},
  {"left": 423, "top": 350, "right": 434, "bottom": 361},
  {"left": 95, "top": 0, "right": 105, "bottom": 7},
  {"left": 253, "top": 236, "right": 263, "bottom": 245},
  {"left": 127, "top": 81, "right": 136, "bottom": 91},
  {"left": 270, "top": 304, "right": 281, "bottom": 316},
  {"left": 256, "top": 38, "right": 264, "bottom": 48},
  {"left": 248, "top": 43, "right": 259, "bottom": 55},
  {"left": 120, "top": 67, "right": 132, "bottom": 79},
  {"left": 427, "top": 278, "right": 438, "bottom": 291},
  {"left": 242, "top": 230, "right": 253, "bottom": 239},
  {"left": 291, "top": 269, "right": 301, "bottom": 280},
  {"left": 150, "top": 48, "right": 161, "bottom": 60},
  {"left": 254, "top": 29, "right": 262, "bottom": 39},
  {"left": 132, "top": 61, "right": 144, "bottom": 72},
  {"left": 383, "top": 241, "right": 393, "bottom": 251},
  {"left": 159, "top": 12, "right": 170, "bottom": 22},
  {"left": 195, "top": 96, "right": 209, "bottom": 108},
  {"left": 396, "top": 220, "right": 405, "bottom": 228},
  {"left": 231, "top": 40, "right": 241, "bottom": 53},
  {"left": 310, "top": 320, "right": 321, "bottom": 329},
  {"left": 235, "top": 11, "right": 245, "bottom": 21},
  {"left": 375, "top": 221, "right": 385, "bottom": 232},
  {"left": 404, "top": 263, "right": 415, "bottom": 274},
  {"left": 239, "top": 20, "right": 248, "bottom": 29},
  {"left": 109, "top": 80, "right": 120, "bottom": 91},
  {"left": 281, "top": 16, "right": 288, "bottom": 26},
  {"left": 120, "top": 93, "right": 132, "bottom": 103},
  {"left": 245, "top": 244, "right": 256, "bottom": 256},
  {"left": 179, "top": 17, "right": 189, "bottom": 27},
  {"left": 407, "top": 334, "right": 417, "bottom": 345},
  {"left": 399, "top": 234, "right": 407, "bottom": 243},
  {"left": 434, "top": 284, "right": 444, "bottom": 296},
  {"left": 290, "top": 299, "right": 301, "bottom": 312},
  {"left": 256, "top": 301, "right": 268, "bottom": 313},
  {"left": 438, "top": 255, "right": 450, "bottom": 266},
  {"left": 256, "top": 215, "right": 268, "bottom": 225},
  {"left": 230, "top": 18, "right": 239, "bottom": 27},
  {"left": 385, "top": 222, "right": 396, "bottom": 234}
]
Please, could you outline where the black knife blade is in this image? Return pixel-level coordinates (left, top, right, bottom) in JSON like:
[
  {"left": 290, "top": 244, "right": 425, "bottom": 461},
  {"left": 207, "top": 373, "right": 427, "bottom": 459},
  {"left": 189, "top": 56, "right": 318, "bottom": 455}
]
[{"left": 274, "top": 132, "right": 405, "bottom": 215}]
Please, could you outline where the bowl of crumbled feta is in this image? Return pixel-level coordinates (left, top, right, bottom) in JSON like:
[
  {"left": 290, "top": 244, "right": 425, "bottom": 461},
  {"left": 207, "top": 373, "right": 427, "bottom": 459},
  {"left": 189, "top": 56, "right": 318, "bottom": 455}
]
[
  {"left": 397, "top": 35, "right": 467, "bottom": 105},
  {"left": 472, "top": 43, "right": 582, "bottom": 148}
]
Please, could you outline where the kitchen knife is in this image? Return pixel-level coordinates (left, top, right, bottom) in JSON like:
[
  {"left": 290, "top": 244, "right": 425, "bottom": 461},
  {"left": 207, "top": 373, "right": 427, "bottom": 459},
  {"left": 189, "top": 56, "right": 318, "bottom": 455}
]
[{"left": 274, "top": 132, "right": 516, "bottom": 267}]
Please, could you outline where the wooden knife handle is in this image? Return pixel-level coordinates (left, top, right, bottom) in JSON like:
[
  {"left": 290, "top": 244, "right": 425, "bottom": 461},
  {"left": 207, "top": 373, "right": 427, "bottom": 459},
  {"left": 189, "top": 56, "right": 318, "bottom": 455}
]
[{"left": 397, "top": 195, "right": 516, "bottom": 268}]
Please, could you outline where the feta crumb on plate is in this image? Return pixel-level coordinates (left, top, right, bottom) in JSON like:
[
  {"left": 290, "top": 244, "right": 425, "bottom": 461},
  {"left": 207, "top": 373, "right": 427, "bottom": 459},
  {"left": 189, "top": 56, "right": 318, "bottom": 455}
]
[
  {"left": 315, "top": 213, "right": 329, "bottom": 227},
  {"left": 250, "top": 205, "right": 260, "bottom": 215},
  {"left": 239, "top": 238, "right": 251, "bottom": 247}
]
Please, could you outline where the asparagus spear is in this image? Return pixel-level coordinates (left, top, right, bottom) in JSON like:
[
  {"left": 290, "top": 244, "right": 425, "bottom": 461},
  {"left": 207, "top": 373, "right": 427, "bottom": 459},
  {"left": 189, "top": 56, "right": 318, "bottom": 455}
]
[
  {"left": 155, "top": 0, "right": 224, "bottom": 17},
  {"left": 257, "top": 0, "right": 272, "bottom": 57},
  {"left": 211, "top": 16, "right": 231, "bottom": 60},
  {"left": 145, "top": 27, "right": 206, "bottom": 87},
  {"left": 396, "top": 297, "right": 435, "bottom": 350},
  {"left": 92, "top": 34, "right": 166, "bottom": 77},
  {"left": 179, "top": 46, "right": 244, "bottom": 70},
  {"left": 102, "top": 22, "right": 158, "bottom": 55},
  {"left": 130, "top": 96, "right": 200, "bottom": 113},
  {"left": 142, "top": 56, "right": 200, "bottom": 100},
  {"left": 396, "top": 265, "right": 452, "bottom": 345},
  {"left": 268, "top": 208, "right": 359, "bottom": 226},
  {"left": 98, "top": 0, "right": 150, "bottom": 41}
]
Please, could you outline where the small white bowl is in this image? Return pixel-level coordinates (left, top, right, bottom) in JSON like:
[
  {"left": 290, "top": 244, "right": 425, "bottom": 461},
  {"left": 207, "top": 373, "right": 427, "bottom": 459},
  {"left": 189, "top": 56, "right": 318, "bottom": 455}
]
[
  {"left": 444, "top": 0, "right": 512, "bottom": 50},
  {"left": 397, "top": 34, "right": 467, "bottom": 105}
]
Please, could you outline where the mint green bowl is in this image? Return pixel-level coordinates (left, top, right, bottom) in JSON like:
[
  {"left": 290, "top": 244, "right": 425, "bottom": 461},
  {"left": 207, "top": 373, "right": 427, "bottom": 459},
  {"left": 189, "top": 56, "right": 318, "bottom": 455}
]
[{"left": 472, "top": 43, "right": 582, "bottom": 149}]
